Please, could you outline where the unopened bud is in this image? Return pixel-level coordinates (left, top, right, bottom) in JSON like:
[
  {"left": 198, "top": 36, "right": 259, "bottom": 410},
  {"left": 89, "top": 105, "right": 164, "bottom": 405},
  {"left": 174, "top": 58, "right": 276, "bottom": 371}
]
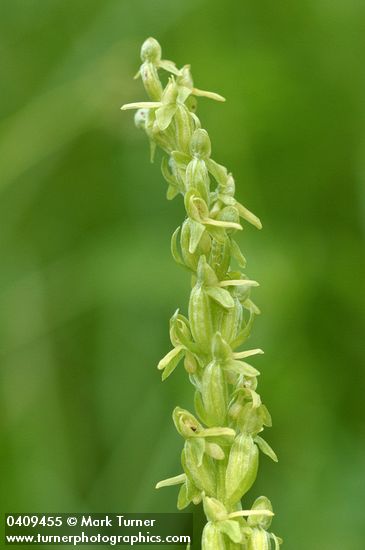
[
  {"left": 191, "top": 129, "right": 211, "bottom": 159},
  {"left": 141, "top": 37, "right": 161, "bottom": 63}
]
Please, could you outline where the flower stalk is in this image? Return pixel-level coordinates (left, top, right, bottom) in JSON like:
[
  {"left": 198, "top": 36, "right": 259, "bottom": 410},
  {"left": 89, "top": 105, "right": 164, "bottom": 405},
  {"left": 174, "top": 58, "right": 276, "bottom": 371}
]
[{"left": 122, "top": 37, "right": 281, "bottom": 550}]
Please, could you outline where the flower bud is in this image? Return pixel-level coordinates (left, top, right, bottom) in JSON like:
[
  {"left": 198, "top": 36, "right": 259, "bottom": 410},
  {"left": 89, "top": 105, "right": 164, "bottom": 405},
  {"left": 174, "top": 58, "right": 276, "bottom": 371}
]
[
  {"left": 174, "top": 104, "right": 194, "bottom": 154},
  {"left": 209, "top": 237, "right": 230, "bottom": 280},
  {"left": 140, "top": 37, "right": 162, "bottom": 63},
  {"left": 134, "top": 108, "right": 147, "bottom": 129},
  {"left": 182, "top": 442, "right": 216, "bottom": 496},
  {"left": 202, "top": 522, "right": 226, "bottom": 550},
  {"left": 178, "top": 65, "right": 194, "bottom": 88},
  {"left": 184, "top": 350, "right": 198, "bottom": 374},
  {"left": 212, "top": 332, "right": 232, "bottom": 362},
  {"left": 219, "top": 296, "right": 243, "bottom": 344},
  {"left": 248, "top": 497, "right": 273, "bottom": 530},
  {"left": 140, "top": 62, "right": 163, "bottom": 100},
  {"left": 201, "top": 361, "right": 228, "bottom": 427},
  {"left": 186, "top": 158, "right": 210, "bottom": 205},
  {"left": 225, "top": 434, "right": 259, "bottom": 506},
  {"left": 238, "top": 403, "right": 270, "bottom": 436},
  {"left": 189, "top": 283, "right": 214, "bottom": 352},
  {"left": 248, "top": 528, "right": 270, "bottom": 550},
  {"left": 203, "top": 496, "right": 228, "bottom": 522},
  {"left": 169, "top": 310, "right": 192, "bottom": 348},
  {"left": 191, "top": 129, "right": 211, "bottom": 159}
]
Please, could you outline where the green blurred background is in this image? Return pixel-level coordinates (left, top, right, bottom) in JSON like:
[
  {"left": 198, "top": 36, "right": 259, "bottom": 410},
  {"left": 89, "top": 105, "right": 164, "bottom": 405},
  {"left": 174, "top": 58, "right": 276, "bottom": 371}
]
[{"left": 1, "top": 1, "right": 364, "bottom": 548}]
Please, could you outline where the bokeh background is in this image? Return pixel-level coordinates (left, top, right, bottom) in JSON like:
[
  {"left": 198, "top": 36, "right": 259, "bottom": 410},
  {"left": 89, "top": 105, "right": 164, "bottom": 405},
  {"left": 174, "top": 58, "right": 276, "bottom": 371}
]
[{"left": 1, "top": 1, "right": 364, "bottom": 549}]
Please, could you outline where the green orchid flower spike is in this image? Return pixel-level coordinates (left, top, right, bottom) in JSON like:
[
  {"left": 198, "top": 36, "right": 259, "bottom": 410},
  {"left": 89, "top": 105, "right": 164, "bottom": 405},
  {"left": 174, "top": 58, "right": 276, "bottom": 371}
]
[{"left": 121, "top": 37, "right": 282, "bottom": 550}]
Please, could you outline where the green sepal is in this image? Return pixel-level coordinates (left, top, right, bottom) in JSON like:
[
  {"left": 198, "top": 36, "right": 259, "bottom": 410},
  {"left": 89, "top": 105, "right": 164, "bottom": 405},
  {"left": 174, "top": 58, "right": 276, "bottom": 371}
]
[
  {"left": 271, "top": 533, "right": 282, "bottom": 549},
  {"left": 161, "top": 156, "right": 176, "bottom": 184},
  {"left": 169, "top": 310, "right": 200, "bottom": 353},
  {"left": 171, "top": 227, "right": 186, "bottom": 267},
  {"left": 206, "top": 158, "right": 228, "bottom": 186},
  {"left": 209, "top": 237, "right": 231, "bottom": 280},
  {"left": 203, "top": 496, "right": 227, "bottom": 522},
  {"left": 217, "top": 520, "right": 243, "bottom": 544},
  {"left": 158, "top": 59, "right": 181, "bottom": 75},
  {"left": 194, "top": 390, "right": 210, "bottom": 426},
  {"left": 178, "top": 85, "right": 192, "bottom": 104},
  {"left": 189, "top": 436, "right": 205, "bottom": 467},
  {"left": 206, "top": 286, "right": 234, "bottom": 309},
  {"left": 207, "top": 224, "right": 228, "bottom": 245},
  {"left": 177, "top": 483, "right": 190, "bottom": 510},
  {"left": 190, "top": 128, "right": 211, "bottom": 159},
  {"left": 235, "top": 202, "right": 262, "bottom": 230},
  {"left": 238, "top": 403, "right": 271, "bottom": 436},
  {"left": 171, "top": 150, "right": 190, "bottom": 166},
  {"left": 155, "top": 104, "right": 177, "bottom": 131},
  {"left": 243, "top": 299, "right": 261, "bottom": 315},
  {"left": 185, "top": 474, "right": 202, "bottom": 504},
  {"left": 254, "top": 435, "right": 278, "bottom": 463},
  {"left": 189, "top": 220, "right": 206, "bottom": 253},
  {"left": 230, "top": 311, "right": 256, "bottom": 349},
  {"left": 230, "top": 238, "right": 247, "bottom": 268},
  {"left": 158, "top": 345, "right": 185, "bottom": 380},
  {"left": 197, "top": 255, "right": 219, "bottom": 286},
  {"left": 183, "top": 442, "right": 216, "bottom": 496},
  {"left": 212, "top": 332, "right": 232, "bottom": 362},
  {"left": 167, "top": 183, "right": 179, "bottom": 200}
]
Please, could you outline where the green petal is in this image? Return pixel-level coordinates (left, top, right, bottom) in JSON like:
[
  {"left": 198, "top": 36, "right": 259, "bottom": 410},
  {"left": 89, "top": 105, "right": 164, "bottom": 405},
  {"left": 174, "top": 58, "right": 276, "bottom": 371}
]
[
  {"left": 155, "top": 104, "right": 177, "bottom": 130},
  {"left": 178, "top": 86, "right": 192, "bottom": 104},
  {"left": 205, "top": 442, "right": 225, "bottom": 460},
  {"left": 225, "top": 360, "right": 260, "bottom": 377},
  {"left": 156, "top": 473, "right": 186, "bottom": 489},
  {"left": 220, "top": 279, "right": 259, "bottom": 288},
  {"left": 271, "top": 533, "right": 282, "bottom": 549},
  {"left": 192, "top": 87, "right": 226, "bottom": 102},
  {"left": 171, "top": 227, "right": 185, "bottom": 267},
  {"left": 120, "top": 101, "right": 161, "bottom": 110},
  {"left": 197, "top": 427, "right": 236, "bottom": 445},
  {"left": 161, "top": 156, "right": 177, "bottom": 185},
  {"left": 204, "top": 218, "right": 242, "bottom": 230},
  {"left": 167, "top": 184, "right": 179, "bottom": 200},
  {"left": 234, "top": 349, "right": 264, "bottom": 359},
  {"left": 158, "top": 59, "right": 181, "bottom": 75}
]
